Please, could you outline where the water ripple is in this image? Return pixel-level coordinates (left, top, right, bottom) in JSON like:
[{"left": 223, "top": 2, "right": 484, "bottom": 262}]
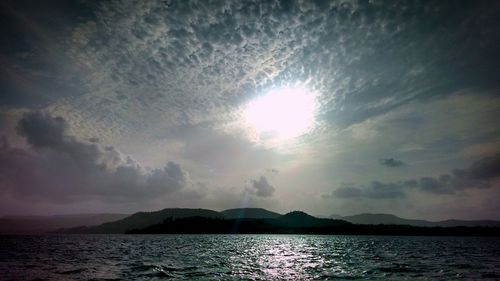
[{"left": 1, "top": 235, "right": 500, "bottom": 280}]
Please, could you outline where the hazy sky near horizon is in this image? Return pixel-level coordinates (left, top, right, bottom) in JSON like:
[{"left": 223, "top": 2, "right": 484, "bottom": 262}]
[{"left": 1, "top": 0, "right": 499, "bottom": 220}]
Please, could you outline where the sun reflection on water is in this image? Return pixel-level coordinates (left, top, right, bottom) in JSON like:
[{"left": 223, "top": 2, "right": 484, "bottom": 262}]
[{"left": 254, "top": 236, "right": 327, "bottom": 279}]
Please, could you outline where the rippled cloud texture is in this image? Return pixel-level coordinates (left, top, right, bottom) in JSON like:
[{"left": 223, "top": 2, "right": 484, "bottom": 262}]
[{"left": 1, "top": 0, "right": 499, "bottom": 219}]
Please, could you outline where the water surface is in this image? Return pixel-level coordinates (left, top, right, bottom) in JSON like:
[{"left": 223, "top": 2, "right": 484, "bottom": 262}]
[{"left": 1, "top": 235, "right": 500, "bottom": 280}]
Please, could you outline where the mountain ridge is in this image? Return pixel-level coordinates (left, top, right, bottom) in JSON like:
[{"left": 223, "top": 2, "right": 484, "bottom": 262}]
[
  {"left": 331, "top": 213, "right": 500, "bottom": 227},
  {"left": 127, "top": 211, "right": 352, "bottom": 234},
  {"left": 221, "top": 208, "right": 281, "bottom": 219},
  {"left": 69, "top": 208, "right": 223, "bottom": 234},
  {"left": 4, "top": 208, "right": 500, "bottom": 234},
  {"left": 0, "top": 213, "right": 129, "bottom": 234}
]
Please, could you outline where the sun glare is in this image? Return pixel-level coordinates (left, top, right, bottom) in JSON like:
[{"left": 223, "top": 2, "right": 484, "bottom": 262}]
[{"left": 244, "top": 85, "right": 316, "bottom": 141}]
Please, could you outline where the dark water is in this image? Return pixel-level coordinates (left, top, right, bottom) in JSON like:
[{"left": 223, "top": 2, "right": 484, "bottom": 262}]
[{"left": 1, "top": 235, "right": 500, "bottom": 280}]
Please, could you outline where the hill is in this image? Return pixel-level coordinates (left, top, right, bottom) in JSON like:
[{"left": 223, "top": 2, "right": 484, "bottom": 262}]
[
  {"left": 127, "top": 213, "right": 500, "bottom": 236},
  {"left": 56, "top": 208, "right": 500, "bottom": 234},
  {"left": 64, "top": 208, "right": 222, "bottom": 234},
  {"left": 128, "top": 211, "right": 352, "bottom": 234},
  {"left": 221, "top": 208, "right": 281, "bottom": 219},
  {"left": 333, "top": 213, "right": 500, "bottom": 227},
  {"left": 341, "top": 213, "right": 433, "bottom": 227},
  {"left": 436, "top": 219, "right": 500, "bottom": 227},
  {"left": 271, "top": 211, "right": 350, "bottom": 228},
  {"left": 0, "top": 213, "right": 128, "bottom": 234}
]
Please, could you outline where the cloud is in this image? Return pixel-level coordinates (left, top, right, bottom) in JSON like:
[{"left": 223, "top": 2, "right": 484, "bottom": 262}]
[
  {"left": 249, "top": 176, "right": 275, "bottom": 197},
  {"left": 367, "top": 181, "right": 407, "bottom": 199},
  {"left": 379, "top": 158, "right": 404, "bottom": 167},
  {"left": 453, "top": 153, "right": 500, "bottom": 181},
  {"left": 0, "top": 112, "right": 199, "bottom": 204},
  {"left": 324, "top": 153, "right": 500, "bottom": 199},
  {"left": 17, "top": 111, "right": 67, "bottom": 148},
  {"left": 322, "top": 182, "right": 405, "bottom": 200},
  {"left": 3, "top": 0, "right": 492, "bottom": 148},
  {"left": 322, "top": 185, "right": 362, "bottom": 199},
  {"left": 1, "top": 1, "right": 500, "bottom": 219}
]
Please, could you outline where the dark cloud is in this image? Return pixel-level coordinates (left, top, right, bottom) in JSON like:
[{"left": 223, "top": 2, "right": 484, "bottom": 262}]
[
  {"left": 379, "top": 158, "right": 404, "bottom": 167},
  {"left": 0, "top": 1, "right": 94, "bottom": 107},
  {"left": 0, "top": 112, "right": 197, "bottom": 203},
  {"left": 410, "top": 154, "right": 500, "bottom": 194},
  {"left": 367, "top": 181, "right": 406, "bottom": 199},
  {"left": 322, "top": 185, "right": 362, "bottom": 199},
  {"left": 3, "top": 0, "right": 496, "bottom": 133},
  {"left": 323, "top": 182, "right": 405, "bottom": 200},
  {"left": 453, "top": 153, "right": 500, "bottom": 181},
  {"left": 412, "top": 176, "right": 453, "bottom": 194},
  {"left": 249, "top": 176, "right": 275, "bottom": 197},
  {"left": 17, "top": 112, "right": 67, "bottom": 148},
  {"left": 324, "top": 154, "right": 500, "bottom": 199}
]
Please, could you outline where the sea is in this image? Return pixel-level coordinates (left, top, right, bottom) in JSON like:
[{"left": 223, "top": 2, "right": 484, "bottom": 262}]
[{"left": 1, "top": 234, "right": 500, "bottom": 280}]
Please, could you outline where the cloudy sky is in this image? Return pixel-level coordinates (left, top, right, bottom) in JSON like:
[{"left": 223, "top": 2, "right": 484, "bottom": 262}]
[{"left": 1, "top": 0, "right": 499, "bottom": 220}]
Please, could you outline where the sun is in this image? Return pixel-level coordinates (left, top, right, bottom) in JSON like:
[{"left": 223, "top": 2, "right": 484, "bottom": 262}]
[{"left": 244, "top": 85, "right": 316, "bottom": 141}]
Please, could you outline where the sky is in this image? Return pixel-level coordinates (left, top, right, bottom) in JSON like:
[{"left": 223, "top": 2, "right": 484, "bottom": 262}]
[{"left": 1, "top": 0, "right": 499, "bottom": 220}]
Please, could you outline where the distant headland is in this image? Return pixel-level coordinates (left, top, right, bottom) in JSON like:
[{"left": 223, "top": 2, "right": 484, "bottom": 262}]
[{"left": 24, "top": 208, "right": 498, "bottom": 236}]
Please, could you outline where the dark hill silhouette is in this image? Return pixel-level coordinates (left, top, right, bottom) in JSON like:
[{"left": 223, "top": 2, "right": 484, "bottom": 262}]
[
  {"left": 127, "top": 214, "right": 500, "bottom": 236},
  {"left": 436, "top": 219, "right": 500, "bottom": 227},
  {"left": 64, "top": 208, "right": 222, "bottom": 234},
  {"left": 271, "top": 211, "right": 349, "bottom": 228},
  {"left": 128, "top": 212, "right": 352, "bottom": 234},
  {"left": 222, "top": 208, "right": 281, "bottom": 219},
  {"left": 57, "top": 208, "right": 500, "bottom": 235},
  {"left": 341, "top": 213, "right": 432, "bottom": 226},
  {"left": 333, "top": 213, "right": 500, "bottom": 227},
  {"left": 0, "top": 213, "right": 128, "bottom": 234},
  {"left": 64, "top": 209, "right": 352, "bottom": 234}
]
